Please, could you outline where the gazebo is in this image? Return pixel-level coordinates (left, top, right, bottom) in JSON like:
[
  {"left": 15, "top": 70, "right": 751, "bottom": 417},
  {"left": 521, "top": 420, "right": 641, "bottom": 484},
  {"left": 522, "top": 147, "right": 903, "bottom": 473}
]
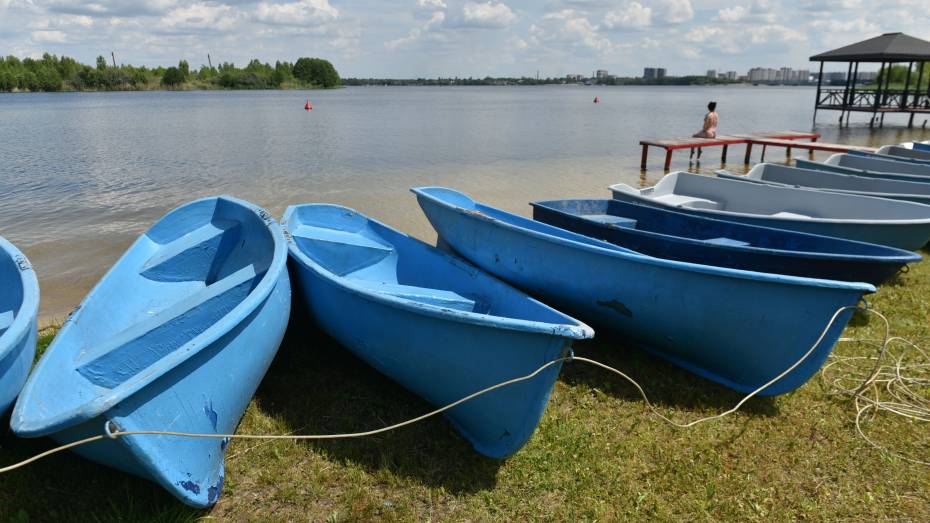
[{"left": 810, "top": 32, "right": 930, "bottom": 127}]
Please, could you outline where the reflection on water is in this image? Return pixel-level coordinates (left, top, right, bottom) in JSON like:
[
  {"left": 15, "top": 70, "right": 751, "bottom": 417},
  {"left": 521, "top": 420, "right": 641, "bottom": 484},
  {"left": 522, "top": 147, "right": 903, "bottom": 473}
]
[{"left": 0, "top": 86, "right": 928, "bottom": 320}]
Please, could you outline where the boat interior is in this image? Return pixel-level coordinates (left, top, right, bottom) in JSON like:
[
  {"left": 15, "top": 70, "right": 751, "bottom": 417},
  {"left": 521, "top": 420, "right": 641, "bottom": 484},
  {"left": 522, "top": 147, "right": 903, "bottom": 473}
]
[
  {"left": 287, "top": 202, "right": 575, "bottom": 325},
  {"left": 71, "top": 197, "right": 274, "bottom": 390},
  {"left": 0, "top": 251, "right": 24, "bottom": 339}
]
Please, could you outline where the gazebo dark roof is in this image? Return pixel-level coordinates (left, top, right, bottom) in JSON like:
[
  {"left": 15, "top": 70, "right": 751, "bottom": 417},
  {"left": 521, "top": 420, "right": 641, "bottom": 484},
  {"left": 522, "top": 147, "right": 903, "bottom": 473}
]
[{"left": 810, "top": 32, "right": 930, "bottom": 62}]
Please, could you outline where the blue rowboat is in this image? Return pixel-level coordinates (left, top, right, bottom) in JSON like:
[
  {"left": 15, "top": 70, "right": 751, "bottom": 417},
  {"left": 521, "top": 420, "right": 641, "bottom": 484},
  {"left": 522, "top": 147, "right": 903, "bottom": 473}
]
[
  {"left": 877, "top": 144, "right": 930, "bottom": 161},
  {"left": 717, "top": 163, "right": 930, "bottom": 204},
  {"left": 793, "top": 158, "right": 930, "bottom": 184},
  {"left": 531, "top": 198, "right": 919, "bottom": 285},
  {"left": 610, "top": 172, "right": 930, "bottom": 250},
  {"left": 0, "top": 236, "right": 38, "bottom": 414},
  {"left": 914, "top": 142, "right": 930, "bottom": 153},
  {"left": 283, "top": 203, "right": 592, "bottom": 459},
  {"left": 825, "top": 153, "right": 930, "bottom": 177},
  {"left": 850, "top": 150, "right": 930, "bottom": 166},
  {"left": 413, "top": 187, "right": 874, "bottom": 396},
  {"left": 11, "top": 196, "right": 291, "bottom": 508}
]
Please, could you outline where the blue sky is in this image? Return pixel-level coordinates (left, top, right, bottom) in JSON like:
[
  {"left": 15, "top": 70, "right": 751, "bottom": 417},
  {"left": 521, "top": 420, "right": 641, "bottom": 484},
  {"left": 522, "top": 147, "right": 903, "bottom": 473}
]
[{"left": 1, "top": 1, "right": 927, "bottom": 77}]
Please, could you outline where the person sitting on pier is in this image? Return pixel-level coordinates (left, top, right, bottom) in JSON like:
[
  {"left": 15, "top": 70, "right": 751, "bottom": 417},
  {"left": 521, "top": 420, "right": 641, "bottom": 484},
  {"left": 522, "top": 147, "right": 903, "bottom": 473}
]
[{"left": 690, "top": 101, "right": 718, "bottom": 159}]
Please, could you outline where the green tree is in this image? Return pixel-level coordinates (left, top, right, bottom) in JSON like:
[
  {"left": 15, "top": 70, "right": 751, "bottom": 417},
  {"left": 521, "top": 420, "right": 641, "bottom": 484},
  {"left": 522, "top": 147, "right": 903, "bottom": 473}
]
[
  {"left": 178, "top": 60, "right": 190, "bottom": 79},
  {"left": 293, "top": 57, "right": 340, "bottom": 88},
  {"left": 35, "top": 66, "right": 63, "bottom": 91},
  {"left": 161, "top": 66, "right": 185, "bottom": 87},
  {"left": 96, "top": 55, "right": 107, "bottom": 71}
]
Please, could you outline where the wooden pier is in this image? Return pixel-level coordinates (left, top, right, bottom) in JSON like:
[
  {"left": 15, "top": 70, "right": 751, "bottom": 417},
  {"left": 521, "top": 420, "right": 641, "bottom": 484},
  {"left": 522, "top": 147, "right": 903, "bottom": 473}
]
[
  {"left": 639, "top": 130, "right": 879, "bottom": 169},
  {"left": 640, "top": 131, "right": 820, "bottom": 169}
]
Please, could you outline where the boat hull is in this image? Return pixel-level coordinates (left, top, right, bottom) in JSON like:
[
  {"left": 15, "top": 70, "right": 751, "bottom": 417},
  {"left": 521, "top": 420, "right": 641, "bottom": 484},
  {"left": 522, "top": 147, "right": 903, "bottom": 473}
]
[
  {"left": 719, "top": 163, "right": 930, "bottom": 205},
  {"left": 50, "top": 272, "right": 289, "bottom": 507},
  {"left": 11, "top": 196, "right": 291, "bottom": 508},
  {"left": 289, "top": 260, "right": 569, "bottom": 458},
  {"left": 835, "top": 153, "right": 930, "bottom": 177},
  {"left": 0, "top": 237, "right": 38, "bottom": 414},
  {"left": 283, "top": 203, "right": 591, "bottom": 458},
  {"left": 416, "top": 189, "right": 871, "bottom": 396},
  {"left": 531, "top": 199, "right": 918, "bottom": 285},
  {"left": 609, "top": 187, "right": 930, "bottom": 251}
]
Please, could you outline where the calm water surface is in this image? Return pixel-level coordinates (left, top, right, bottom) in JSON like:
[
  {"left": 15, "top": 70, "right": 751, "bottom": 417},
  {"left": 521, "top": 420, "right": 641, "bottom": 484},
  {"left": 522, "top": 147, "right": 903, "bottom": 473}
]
[{"left": 1, "top": 86, "right": 929, "bottom": 319}]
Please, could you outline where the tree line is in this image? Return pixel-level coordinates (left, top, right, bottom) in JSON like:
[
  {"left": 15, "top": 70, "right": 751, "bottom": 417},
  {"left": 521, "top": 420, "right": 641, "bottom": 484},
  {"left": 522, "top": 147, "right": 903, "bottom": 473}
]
[
  {"left": 343, "top": 75, "right": 738, "bottom": 87},
  {"left": 0, "top": 53, "right": 340, "bottom": 92}
]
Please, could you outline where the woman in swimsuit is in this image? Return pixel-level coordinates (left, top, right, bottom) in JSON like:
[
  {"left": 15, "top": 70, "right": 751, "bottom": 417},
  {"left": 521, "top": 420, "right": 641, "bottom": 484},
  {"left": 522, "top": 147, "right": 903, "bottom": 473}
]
[{"left": 691, "top": 101, "right": 718, "bottom": 159}]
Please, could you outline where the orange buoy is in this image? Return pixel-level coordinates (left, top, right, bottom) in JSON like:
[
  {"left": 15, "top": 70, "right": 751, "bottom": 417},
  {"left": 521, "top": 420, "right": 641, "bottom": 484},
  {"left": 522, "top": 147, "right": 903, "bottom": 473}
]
[
  {"left": 593, "top": 96, "right": 600, "bottom": 104},
  {"left": 304, "top": 100, "right": 312, "bottom": 111}
]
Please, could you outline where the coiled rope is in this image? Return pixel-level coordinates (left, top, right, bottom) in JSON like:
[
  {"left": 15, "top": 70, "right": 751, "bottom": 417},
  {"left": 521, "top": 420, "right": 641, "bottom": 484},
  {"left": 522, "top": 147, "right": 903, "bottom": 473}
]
[
  {"left": 825, "top": 308, "right": 930, "bottom": 466},
  {"left": 1, "top": 305, "right": 926, "bottom": 474}
]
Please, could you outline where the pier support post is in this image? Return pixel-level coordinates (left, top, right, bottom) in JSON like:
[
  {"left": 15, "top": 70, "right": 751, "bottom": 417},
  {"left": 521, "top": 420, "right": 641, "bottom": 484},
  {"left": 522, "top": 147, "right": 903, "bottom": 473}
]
[
  {"left": 640, "top": 144, "right": 649, "bottom": 169},
  {"left": 908, "top": 113, "right": 915, "bottom": 128},
  {"left": 760, "top": 145, "right": 767, "bottom": 162},
  {"left": 743, "top": 143, "right": 753, "bottom": 164},
  {"left": 663, "top": 149, "right": 673, "bottom": 170},
  {"left": 721, "top": 144, "right": 728, "bottom": 164}
]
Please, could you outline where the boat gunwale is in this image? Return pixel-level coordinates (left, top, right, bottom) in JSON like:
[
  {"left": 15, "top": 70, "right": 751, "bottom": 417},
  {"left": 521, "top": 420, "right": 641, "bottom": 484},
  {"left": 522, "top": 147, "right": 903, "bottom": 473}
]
[
  {"left": 412, "top": 186, "right": 876, "bottom": 293},
  {"left": 716, "top": 168, "right": 930, "bottom": 204},
  {"left": 0, "top": 236, "right": 39, "bottom": 363},
  {"left": 610, "top": 172, "right": 930, "bottom": 226},
  {"left": 529, "top": 198, "right": 921, "bottom": 265},
  {"left": 282, "top": 203, "right": 594, "bottom": 341},
  {"left": 797, "top": 156, "right": 930, "bottom": 182},
  {"left": 829, "top": 152, "right": 930, "bottom": 174},
  {"left": 11, "top": 195, "right": 289, "bottom": 436},
  {"left": 850, "top": 149, "right": 930, "bottom": 166}
]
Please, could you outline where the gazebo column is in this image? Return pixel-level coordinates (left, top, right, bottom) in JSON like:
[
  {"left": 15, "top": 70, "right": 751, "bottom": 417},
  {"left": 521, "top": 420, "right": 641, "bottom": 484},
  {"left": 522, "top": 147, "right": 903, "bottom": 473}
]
[
  {"left": 813, "top": 61, "right": 824, "bottom": 125},
  {"left": 871, "top": 62, "right": 885, "bottom": 127},
  {"left": 880, "top": 62, "right": 894, "bottom": 127},
  {"left": 847, "top": 61, "right": 859, "bottom": 126},
  {"left": 913, "top": 61, "right": 924, "bottom": 108},
  {"left": 840, "top": 61, "right": 853, "bottom": 124}
]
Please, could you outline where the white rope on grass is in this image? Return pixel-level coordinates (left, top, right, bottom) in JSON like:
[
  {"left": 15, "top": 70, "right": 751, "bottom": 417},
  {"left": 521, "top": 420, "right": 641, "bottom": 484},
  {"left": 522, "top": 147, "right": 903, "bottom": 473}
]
[
  {"left": 823, "top": 307, "right": 930, "bottom": 466},
  {"left": 1, "top": 305, "right": 925, "bottom": 474}
]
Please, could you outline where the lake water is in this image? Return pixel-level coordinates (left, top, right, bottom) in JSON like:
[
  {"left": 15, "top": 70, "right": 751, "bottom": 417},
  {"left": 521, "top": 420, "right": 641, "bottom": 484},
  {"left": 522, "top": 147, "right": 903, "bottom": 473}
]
[{"left": 1, "top": 86, "right": 929, "bottom": 320}]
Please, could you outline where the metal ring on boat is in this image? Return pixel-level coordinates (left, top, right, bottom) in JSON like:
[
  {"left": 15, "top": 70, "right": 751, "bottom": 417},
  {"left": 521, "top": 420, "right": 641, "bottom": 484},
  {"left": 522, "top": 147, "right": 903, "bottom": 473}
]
[{"left": 104, "top": 420, "right": 120, "bottom": 439}]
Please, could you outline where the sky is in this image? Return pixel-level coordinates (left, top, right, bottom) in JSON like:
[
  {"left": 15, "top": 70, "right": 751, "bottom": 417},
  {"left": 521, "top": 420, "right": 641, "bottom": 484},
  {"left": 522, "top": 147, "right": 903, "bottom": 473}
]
[{"left": 1, "top": 0, "right": 928, "bottom": 78}]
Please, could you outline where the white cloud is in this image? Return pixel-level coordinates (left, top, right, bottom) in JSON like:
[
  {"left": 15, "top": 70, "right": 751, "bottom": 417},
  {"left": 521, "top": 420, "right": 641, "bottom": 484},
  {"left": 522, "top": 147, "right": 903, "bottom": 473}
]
[
  {"left": 45, "top": 0, "right": 179, "bottom": 17},
  {"left": 460, "top": 1, "right": 515, "bottom": 29},
  {"left": 533, "top": 9, "right": 612, "bottom": 52},
  {"left": 158, "top": 3, "right": 240, "bottom": 33},
  {"left": 31, "top": 30, "right": 68, "bottom": 43},
  {"left": 656, "top": 0, "right": 693, "bottom": 24},
  {"left": 417, "top": 0, "right": 446, "bottom": 9},
  {"left": 385, "top": 10, "right": 445, "bottom": 49},
  {"left": 29, "top": 14, "right": 94, "bottom": 30},
  {"left": 254, "top": 0, "right": 338, "bottom": 26},
  {"left": 509, "top": 35, "right": 528, "bottom": 50},
  {"left": 603, "top": 2, "right": 652, "bottom": 30},
  {"left": 686, "top": 22, "right": 806, "bottom": 54},
  {"left": 808, "top": 17, "right": 878, "bottom": 34},
  {"left": 715, "top": 6, "right": 748, "bottom": 23}
]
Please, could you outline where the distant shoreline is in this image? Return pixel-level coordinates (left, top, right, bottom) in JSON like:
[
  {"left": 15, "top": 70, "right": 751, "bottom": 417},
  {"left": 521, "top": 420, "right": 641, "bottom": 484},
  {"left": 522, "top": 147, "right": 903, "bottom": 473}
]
[{"left": 0, "top": 83, "right": 817, "bottom": 95}]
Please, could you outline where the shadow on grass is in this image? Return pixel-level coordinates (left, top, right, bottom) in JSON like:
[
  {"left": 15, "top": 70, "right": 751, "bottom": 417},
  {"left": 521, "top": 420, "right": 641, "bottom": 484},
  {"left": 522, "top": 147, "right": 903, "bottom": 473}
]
[
  {"left": 252, "top": 300, "right": 503, "bottom": 496},
  {"left": 559, "top": 331, "right": 780, "bottom": 418},
  {"left": 0, "top": 415, "right": 203, "bottom": 522},
  {"left": 0, "top": 332, "right": 205, "bottom": 522}
]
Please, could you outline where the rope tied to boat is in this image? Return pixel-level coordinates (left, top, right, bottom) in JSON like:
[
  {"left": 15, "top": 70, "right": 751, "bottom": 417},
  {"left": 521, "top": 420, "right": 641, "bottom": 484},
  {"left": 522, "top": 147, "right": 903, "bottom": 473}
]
[{"left": 1, "top": 305, "right": 926, "bottom": 474}]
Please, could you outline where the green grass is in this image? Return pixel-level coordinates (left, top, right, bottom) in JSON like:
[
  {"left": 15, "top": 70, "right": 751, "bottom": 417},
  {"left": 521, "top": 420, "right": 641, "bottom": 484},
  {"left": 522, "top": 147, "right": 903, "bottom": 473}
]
[{"left": 2, "top": 255, "right": 929, "bottom": 521}]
